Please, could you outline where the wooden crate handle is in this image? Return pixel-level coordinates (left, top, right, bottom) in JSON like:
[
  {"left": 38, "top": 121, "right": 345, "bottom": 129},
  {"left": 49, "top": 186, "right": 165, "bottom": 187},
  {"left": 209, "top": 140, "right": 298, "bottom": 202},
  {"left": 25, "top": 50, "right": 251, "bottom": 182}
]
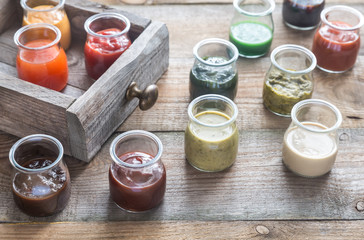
[{"left": 126, "top": 82, "right": 158, "bottom": 110}]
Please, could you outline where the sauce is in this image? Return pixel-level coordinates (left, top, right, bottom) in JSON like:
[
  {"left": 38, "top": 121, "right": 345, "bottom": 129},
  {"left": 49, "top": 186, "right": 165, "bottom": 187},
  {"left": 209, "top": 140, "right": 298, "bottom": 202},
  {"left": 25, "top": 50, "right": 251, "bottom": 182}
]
[
  {"left": 312, "top": 21, "right": 360, "bottom": 72},
  {"left": 282, "top": 0, "right": 325, "bottom": 30},
  {"left": 16, "top": 39, "right": 68, "bottom": 91},
  {"left": 263, "top": 70, "right": 313, "bottom": 116},
  {"left": 84, "top": 28, "right": 131, "bottom": 80},
  {"left": 109, "top": 152, "right": 166, "bottom": 212},
  {"left": 189, "top": 56, "right": 238, "bottom": 100},
  {"left": 12, "top": 157, "right": 71, "bottom": 217},
  {"left": 185, "top": 111, "right": 239, "bottom": 172},
  {"left": 23, "top": 5, "right": 71, "bottom": 50},
  {"left": 229, "top": 22, "right": 273, "bottom": 57},
  {"left": 282, "top": 122, "right": 338, "bottom": 177}
]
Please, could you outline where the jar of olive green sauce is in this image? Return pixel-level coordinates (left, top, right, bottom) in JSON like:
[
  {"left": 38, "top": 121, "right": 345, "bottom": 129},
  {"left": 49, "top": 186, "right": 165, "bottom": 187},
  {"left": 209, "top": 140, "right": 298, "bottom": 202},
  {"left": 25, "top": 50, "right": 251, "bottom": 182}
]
[
  {"left": 185, "top": 94, "right": 239, "bottom": 172},
  {"left": 262, "top": 44, "right": 316, "bottom": 117}
]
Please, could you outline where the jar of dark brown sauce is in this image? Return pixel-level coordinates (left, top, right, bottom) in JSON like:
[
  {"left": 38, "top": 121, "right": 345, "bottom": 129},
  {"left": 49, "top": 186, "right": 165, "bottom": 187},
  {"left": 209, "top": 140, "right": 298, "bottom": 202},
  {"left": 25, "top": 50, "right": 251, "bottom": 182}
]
[{"left": 282, "top": 0, "right": 325, "bottom": 30}]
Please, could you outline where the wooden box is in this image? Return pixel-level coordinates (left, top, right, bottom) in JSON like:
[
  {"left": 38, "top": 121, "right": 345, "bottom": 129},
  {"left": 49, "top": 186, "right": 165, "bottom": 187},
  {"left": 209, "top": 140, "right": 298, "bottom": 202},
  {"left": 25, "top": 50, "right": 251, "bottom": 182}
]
[{"left": 0, "top": 0, "right": 169, "bottom": 162}]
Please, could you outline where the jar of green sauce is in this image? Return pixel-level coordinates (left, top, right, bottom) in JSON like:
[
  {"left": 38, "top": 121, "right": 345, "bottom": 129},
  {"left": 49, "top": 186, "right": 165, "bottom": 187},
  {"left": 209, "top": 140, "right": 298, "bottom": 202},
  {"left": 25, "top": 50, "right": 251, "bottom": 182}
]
[
  {"left": 230, "top": 0, "right": 275, "bottom": 58},
  {"left": 190, "top": 38, "right": 239, "bottom": 101},
  {"left": 185, "top": 94, "right": 239, "bottom": 172},
  {"left": 263, "top": 44, "right": 317, "bottom": 117}
]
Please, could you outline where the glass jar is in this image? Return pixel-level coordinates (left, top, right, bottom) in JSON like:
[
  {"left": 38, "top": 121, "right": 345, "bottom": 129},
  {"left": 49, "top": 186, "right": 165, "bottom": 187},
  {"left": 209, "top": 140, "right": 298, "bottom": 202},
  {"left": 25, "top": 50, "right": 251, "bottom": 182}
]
[
  {"left": 263, "top": 44, "right": 316, "bottom": 117},
  {"left": 282, "top": 0, "right": 325, "bottom": 30},
  {"left": 229, "top": 0, "right": 275, "bottom": 58},
  {"left": 185, "top": 94, "right": 239, "bottom": 172},
  {"left": 14, "top": 23, "right": 68, "bottom": 91},
  {"left": 312, "top": 5, "right": 364, "bottom": 73},
  {"left": 21, "top": 0, "right": 71, "bottom": 50},
  {"left": 190, "top": 38, "right": 239, "bottom": 101},
  {"left": 9, "top": 134, "right": 71, "bottom": 217},
  {"left": 109, "top": 130, "right": 166, "bottom": 212},
  {"left": 84, "top": 13, "right": 132, "bottom": 80},
  {"left": 282, "top": 99, "right": 342, "bottom": 177}
]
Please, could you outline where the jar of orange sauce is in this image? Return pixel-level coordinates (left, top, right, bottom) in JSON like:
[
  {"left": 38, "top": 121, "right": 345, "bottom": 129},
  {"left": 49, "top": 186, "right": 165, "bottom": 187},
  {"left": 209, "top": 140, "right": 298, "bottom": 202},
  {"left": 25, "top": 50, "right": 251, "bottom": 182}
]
[{"left": 21, "top": 0, "right": 71, "bottom": 50}]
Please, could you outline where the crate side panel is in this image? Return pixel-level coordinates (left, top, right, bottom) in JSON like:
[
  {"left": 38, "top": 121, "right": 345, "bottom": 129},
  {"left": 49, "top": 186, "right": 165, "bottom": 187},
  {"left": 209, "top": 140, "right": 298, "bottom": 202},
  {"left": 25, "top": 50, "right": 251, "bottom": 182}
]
[
  {"left": 0, "top": 0, "right": 16, "bottom": 35},
  {"left": 66, "top": 21, "right": 169, "bottom": 162}
]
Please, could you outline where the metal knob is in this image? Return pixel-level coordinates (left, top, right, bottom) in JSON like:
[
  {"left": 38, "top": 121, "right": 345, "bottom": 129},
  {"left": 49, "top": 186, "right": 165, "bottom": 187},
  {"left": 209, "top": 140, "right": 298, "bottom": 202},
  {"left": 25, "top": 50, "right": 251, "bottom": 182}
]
[{"left": 126, "top": 82, "right": 158, "bottom": 110}]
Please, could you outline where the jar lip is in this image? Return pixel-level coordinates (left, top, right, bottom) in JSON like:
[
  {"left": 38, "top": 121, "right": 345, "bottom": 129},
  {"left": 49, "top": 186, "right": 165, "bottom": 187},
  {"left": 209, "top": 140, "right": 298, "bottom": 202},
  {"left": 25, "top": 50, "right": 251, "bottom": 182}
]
[
  {"left": 233, "top": 0, "right": 275, "bottom": 17},
  {"left": 193, "top": 38, "right": 239, "bottom": 67},
  {"left": 110, "top": 130, "right": 163, "bottom": 168},
  {"left": 84, "top": 12, "right": 131, "bottom": 38},
  {"left": 321, "top": 5, "right": 364, "bottom": 31},
  {"left": 21, "top": 0, "right": 65, "bottom": 12},
  {"left": 291, "top": 99, "right": 343, "bottom": 133},
  {"left": 188, "top": 94, "right": 238, "bottom": 128},
  {"left": 9, "top": 134, "right": 64, "bottom": 173},
  {"left": 14, "top": 23, "right": 61, "bottom": 50},
  {"left": 270, "top": 44, "right": 317, "bottom": 74}
]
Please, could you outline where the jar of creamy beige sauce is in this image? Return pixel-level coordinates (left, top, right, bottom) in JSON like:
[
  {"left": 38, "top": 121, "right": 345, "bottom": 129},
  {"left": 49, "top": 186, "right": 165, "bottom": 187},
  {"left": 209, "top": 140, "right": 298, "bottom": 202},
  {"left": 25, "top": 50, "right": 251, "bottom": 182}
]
[{"left": 282, "top": 99, "right": 342, "bottom": 177}]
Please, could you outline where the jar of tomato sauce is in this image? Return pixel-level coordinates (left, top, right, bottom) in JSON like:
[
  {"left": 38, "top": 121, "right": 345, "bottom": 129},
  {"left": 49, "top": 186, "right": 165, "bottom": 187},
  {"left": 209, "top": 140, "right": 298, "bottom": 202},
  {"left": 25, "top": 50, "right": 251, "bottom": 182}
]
[
  {"left": 84, "top": 13, "right": 132, "bottom": 80},
  {"left": 14, "top": 23, "right": 68, "bottom": 91},
  {"left": 312, "top": 5, "right": 364, "bottom": 73},
  {"left": 109, "top": 130, "right": 166, "bottom": 212},
  {"left": 21, "top": 0, "right": 71, "bottom": 50}
]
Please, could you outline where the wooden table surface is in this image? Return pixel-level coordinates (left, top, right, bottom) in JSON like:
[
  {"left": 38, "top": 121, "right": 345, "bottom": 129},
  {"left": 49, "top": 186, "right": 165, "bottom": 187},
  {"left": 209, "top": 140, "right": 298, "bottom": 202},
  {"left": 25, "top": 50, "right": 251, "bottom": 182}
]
[{"left": 1, "top": 0, "right": 364, "bottom": 239}]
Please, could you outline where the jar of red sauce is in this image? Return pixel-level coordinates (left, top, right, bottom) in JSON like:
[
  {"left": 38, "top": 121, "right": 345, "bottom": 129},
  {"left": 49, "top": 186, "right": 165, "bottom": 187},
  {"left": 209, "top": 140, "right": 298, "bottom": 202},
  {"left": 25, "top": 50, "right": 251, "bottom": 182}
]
[
  {"left": 21, "top": 0, "right": 72, "bottom": 50},
  {"left": 109, "top": 130, "right": 166, "bottom": 212},
  {"left": 9, "top": 134, "right": 71, "bottom": 217},
  {"left": 312, "top": 5, "right": 364, "bottom": 73},
  {"left": 14, "top": 23, "right": 68, "bottom": 91},
  {"left": 84, "top": 13, "right": 131, "bottom": 80}
]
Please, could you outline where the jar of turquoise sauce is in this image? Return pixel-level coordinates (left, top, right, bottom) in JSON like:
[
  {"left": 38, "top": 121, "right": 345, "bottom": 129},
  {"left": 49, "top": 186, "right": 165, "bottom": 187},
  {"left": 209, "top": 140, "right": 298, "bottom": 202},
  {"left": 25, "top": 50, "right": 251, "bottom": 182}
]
[
  {"left": 190, "top": 38, "right": 239, "bottom": 101},
  {"left": 230, "top": 0, "right": 275, "bottom": 58}
]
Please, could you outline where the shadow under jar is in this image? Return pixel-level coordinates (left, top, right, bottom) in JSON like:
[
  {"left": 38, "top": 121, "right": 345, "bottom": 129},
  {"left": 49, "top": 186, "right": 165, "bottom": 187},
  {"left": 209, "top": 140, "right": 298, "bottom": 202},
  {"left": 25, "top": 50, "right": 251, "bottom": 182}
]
[
  {"left": 282, "top": 99, "right": 342, "bottom": 177},
  {"left": 263, "top": 44, "right": 316, "bottom": 117},
  {"left": 84, "top": 12, "right": 131, "bottom": 80},
  {"left": 109, "top": 130, "right": 166, "bottom": 212},
  {"left": 185, "top": 94, "right": 239, "bottom": 172},
  {"left": 190, "top": 38, "right": 239, "bottom": 101},
  {"left": 9, "top": 134, "right": 71, "bottom": 217}
]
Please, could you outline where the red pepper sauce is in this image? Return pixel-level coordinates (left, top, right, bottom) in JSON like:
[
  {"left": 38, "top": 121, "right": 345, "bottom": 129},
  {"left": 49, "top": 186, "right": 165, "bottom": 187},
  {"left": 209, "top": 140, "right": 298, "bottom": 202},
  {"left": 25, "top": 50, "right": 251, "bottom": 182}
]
[
  {"left": 109, "top": 151, "right": 166, "bottom": 212},
  {"left": 84, "top": 28, "right": 131, "bottom": 80},
  {"left": 312, "top": 21, "right": 360, "bottom": 72}
]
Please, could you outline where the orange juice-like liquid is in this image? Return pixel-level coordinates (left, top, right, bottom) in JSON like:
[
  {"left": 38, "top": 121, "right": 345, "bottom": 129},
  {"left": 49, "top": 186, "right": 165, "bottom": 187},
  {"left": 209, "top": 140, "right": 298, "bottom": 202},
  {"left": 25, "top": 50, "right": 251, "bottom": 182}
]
[
  {"left": 16, "top": 39, "right": 68, "bottom": 91},
  {"left": 23, "top": 5, "right": 71, "bottom": 50}
]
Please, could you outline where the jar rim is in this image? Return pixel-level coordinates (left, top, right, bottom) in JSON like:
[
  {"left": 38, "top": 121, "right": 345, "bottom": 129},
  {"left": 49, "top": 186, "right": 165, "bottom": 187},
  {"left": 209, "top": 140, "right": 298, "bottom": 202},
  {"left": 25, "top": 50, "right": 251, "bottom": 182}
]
[
  {"left": 188, "top": 94, "right": 238, "bottom": 128},
  {"left": 14, "top": 23, "right": 61, "bottom": 50},
  {"left": 193, "top": 38, "right": 239, "bottom": 67},
  {"left": 9, "top": 134, "right": 64, "bottom": 173},
  {"left": 270, "top": 44, "right": 317, "bottom": 74},
  {"left": 233, "top": 0, "right": 275, "bottom": 17},
  {"left": 291, "top": 99, "right": 343, "bottom": 133},
  {"left": 110, "top": 130, "right": 163, "bottom": 168},
  {"left": 84, "top": 12, "right": 131, "bottom": 38},
  {"left": 21, "top": 0, "right": 65, "bottom": 12},
  {"left": 321, "top": 5, "right": 364, "bottom": 31}
]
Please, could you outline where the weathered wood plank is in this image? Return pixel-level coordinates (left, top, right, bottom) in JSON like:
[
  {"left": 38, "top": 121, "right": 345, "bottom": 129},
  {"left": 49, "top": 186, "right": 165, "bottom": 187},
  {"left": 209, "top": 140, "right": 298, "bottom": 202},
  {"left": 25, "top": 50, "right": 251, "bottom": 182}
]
[
  {"left": 0, "top": 0, "right": 16, "bottom": 35},
  {"left": 1, "top": 220, "right": 364, "bottom": 239}
]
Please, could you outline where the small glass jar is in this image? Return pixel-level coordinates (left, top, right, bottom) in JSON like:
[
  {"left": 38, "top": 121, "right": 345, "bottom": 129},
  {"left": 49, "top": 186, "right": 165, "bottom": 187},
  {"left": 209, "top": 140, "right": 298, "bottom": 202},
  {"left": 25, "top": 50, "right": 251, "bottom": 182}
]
[
  {"left": 14, "top": 23, "right": 68, "bottom": 91},
  {"left": 282, "top": 0, "right": 325, "bottom": 30},
  {"left": 190, "top": 38, "right": 239, "bottom": 101},
  {"left": 229, "top": 0, "right": 275, "bottom": 58},
  {"left": 263, "top": 44, "right": 316, "bottom": 117},
  {"left": 282, "top": 99, "right": 342, "bottom": 177},
  {"left": 109, "top": 130, "right": 166, "bottom": 212},
  {"left": 9, "top": 134, "right": 71, "bottom": 217},
  {"left": 21, "top": 0, "right": 71, "bottom": 50},
  {"left": 84, "top": 13, "right": 132, "bottom": 80},
  {"left": 185, "top": 94, "right": 239, "bottom": 172},
  {"left": 312, "top": 5, "right": 364, "bottom": 73}
]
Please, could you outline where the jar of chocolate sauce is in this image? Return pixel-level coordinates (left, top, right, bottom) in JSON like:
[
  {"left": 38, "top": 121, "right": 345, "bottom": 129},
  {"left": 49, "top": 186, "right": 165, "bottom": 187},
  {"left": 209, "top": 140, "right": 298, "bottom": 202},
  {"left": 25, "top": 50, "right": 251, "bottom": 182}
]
[
  {"left": 282, "top": 0, "right": 325, "bottom": 30},
  {"left": 9, "top": 134, "right": 71, "bottom": 217}
]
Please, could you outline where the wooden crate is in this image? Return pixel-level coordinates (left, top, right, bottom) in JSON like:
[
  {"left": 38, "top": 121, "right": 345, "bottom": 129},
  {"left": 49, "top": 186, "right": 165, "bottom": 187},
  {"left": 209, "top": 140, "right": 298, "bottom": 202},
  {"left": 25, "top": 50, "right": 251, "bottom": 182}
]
[{"left": 0, "top": 0, "right": 169, "bottom": 162}]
